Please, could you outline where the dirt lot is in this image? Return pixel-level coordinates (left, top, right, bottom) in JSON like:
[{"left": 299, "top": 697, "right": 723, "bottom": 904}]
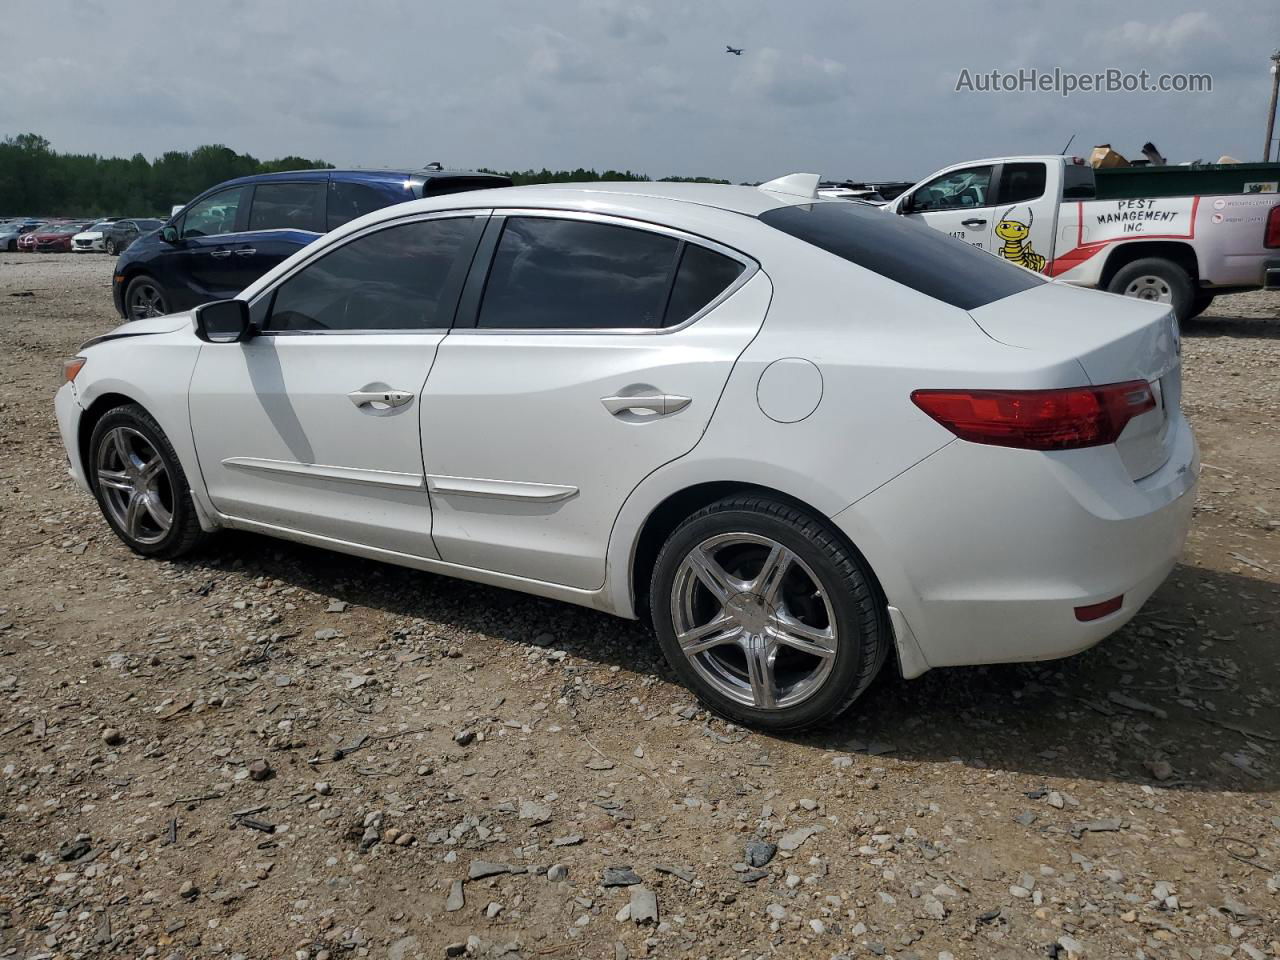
[{"left": 0, "top": 252, "right": 1277, "bottom": 960}]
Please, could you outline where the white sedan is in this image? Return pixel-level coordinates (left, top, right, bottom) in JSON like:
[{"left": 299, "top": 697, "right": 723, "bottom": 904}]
[
  {"left": 54, "top": 176, "right": 1198, "bottom": 729},
  {"left": 71, "top": 221, "right": 115, "bottom": 253}
]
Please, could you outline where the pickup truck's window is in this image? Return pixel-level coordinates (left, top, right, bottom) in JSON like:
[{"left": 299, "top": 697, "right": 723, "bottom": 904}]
[
  {"left": 249, "top": 182, "right": 327, "bottom": 233},
  {"left": 180, "top": 187, "right": 246, "bottom": 239},
  {"left": 477, "top": 218, "right": 680, "bottom": 329},
  {"left": 664, "top": 244, "right": 745, "bottom": 326},
  {"left": 264, "top": 217, "right": 481, "bottom": 331},
  {"left": 1063, "top": 164, "right": 1096, "bottom": 199},
  {"left": 909, "top": 165, "right": 993, "bottom": 212},
  {"left": 998, "top": 163, "right": 1046, "bottom": 205},
  {"left": 760, "top": 201, "right": 1045, "bottom": 310}
]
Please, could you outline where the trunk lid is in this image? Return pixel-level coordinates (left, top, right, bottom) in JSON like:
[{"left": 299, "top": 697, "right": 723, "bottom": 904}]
[{"left": 967, "top": 281, "right": 1181, "bottom": 480}]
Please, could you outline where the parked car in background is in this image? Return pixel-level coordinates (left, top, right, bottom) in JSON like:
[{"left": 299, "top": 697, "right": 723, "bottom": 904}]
[
  {"left": 72, "top": 221, "right": 118, "bottom": 253},
  {"left": 28, "top": 221, "right": 90, "bottom": 252},
  {"left": 61, "top": 176, "right": 1196, "bottom": 729},
  {"left": 1, "top": 220, "right": 43, "bottom": 251},
  {"left": 888, "top": 154, "right": 1280, "bottom": 322},
  {"left": 113, "top": 167, "right": 512, "bottom": 319},
  {"left": 103, "top": 218, "right": 163, "bottom": 256}
]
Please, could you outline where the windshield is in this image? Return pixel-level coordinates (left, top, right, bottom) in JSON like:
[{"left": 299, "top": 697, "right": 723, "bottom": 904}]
[{"left": 759, "top": 201, "right": 1045, "bottom": 310}]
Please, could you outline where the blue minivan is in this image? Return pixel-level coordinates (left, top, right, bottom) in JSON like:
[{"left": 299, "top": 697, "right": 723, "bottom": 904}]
[{"left": 112, "top": 168, "right": 511, "bottom": 319}]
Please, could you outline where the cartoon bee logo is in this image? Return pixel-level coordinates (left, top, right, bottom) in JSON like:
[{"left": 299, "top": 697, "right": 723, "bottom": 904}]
[{"left": 995, "top": 206, "right": 1046, "bottom": 273}]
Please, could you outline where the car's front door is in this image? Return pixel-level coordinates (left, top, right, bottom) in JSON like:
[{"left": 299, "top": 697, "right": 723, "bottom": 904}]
[
  {"left": 188, "top": 212, "right": 486, "bottom": 555},
  {"left": 419, "top": 213, "right": 770, "bottom": 590},
  {"left": 898, "top": 164, "right": 997, "bottom": 252},
  {"left": 168, "top": 185, "right": 259, "bottom": 308}
]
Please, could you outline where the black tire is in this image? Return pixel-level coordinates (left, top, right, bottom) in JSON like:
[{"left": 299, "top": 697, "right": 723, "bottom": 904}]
[
  {"left": 5, "top": 239, "right": 14, "bottom": 252},
  {"left": 649, "top": 495, "right": 888, "bottom": 730},
  {"left": 123, "top": 274, "right": 169, "bottom": 320},
  {"left": 104, "top": 238, "right": 117, "bottom": 255},
  {"left": 1187, "top": 290, "right": 1215, "bottom": 321},
  {"left": 89, "top": 404, "right": 206, "bottom": 560},
  {"left": 1106, "top": 257, "right": 1195, "bottom": 325}
]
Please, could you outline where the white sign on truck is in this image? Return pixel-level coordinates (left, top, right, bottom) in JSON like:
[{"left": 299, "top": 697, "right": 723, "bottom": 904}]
[{"left": 886, "top": 156, "right": 1280, "bottom": 323}]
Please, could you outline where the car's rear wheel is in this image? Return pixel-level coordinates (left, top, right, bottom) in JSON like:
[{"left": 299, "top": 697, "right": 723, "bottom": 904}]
[
  {"left": 1107, "top": 257, "right": 1194, "bottom": 325},
  {"left": 650, "top": 495, "right": 888, "bottom": 730},
  {"left": 124, "top": 275, "right": 169, "bottom": 319},
  {"left": 104, "top": 238, "right": 118, "bottom": 255},
  {"left": 89, "top": 404, "right": 205, "bottom": 559}
]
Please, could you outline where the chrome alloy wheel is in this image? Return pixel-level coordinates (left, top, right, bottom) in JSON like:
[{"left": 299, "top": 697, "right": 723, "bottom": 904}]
[
  {"left": 1123, "top": 274, "right": 1173, "bottom": 304},
  {"left": 95, "top": 427, "right": 174, "bottom": 545},
  {"left": 128, "top": 281, "right": 166, "bottom": 319},
  {"left": 671, "top": 532, "right": 838, "bottom": 710}
]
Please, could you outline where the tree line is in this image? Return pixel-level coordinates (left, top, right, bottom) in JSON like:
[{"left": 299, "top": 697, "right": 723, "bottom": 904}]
[{"left": 0, "top": 134, "right": 728, "bottom": 218}]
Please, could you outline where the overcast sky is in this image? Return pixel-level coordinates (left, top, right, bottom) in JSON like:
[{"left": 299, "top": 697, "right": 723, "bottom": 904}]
[{"left": 6, "top": 0, "right": 1278, "bottom": 183}]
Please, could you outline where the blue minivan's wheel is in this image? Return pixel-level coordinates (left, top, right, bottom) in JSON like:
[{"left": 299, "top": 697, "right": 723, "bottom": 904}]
[{"left": 124, "top": 275, "right": 169, "bottom": 320}]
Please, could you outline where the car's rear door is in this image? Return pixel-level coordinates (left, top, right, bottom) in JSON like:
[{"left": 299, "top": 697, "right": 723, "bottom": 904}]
[
  {"left": 238, "top": 178, "right": 329, "bottom": 287},
  {"left": 188, "top": 212, "right": 486, "bottom": 556},
  {"left": 418, "top": 212, "right": 770, "bottom": 590}
]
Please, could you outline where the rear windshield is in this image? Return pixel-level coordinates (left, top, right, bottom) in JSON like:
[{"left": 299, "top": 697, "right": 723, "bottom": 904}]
[{"left": 759, "top": 201, "right": 1045, "bottom": 310}]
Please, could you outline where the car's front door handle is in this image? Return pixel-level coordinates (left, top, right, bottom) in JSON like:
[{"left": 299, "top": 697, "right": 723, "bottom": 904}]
[
  {"left": 601, "top": 394, "right": 692, "bottom": 417},
  {"left": 208, "top": 249, "right": 232, "bottom": 259},
  {"left": 961, "top": 218, "right": 987, "bottom": 228},
  {"left": 348, "top": 389, "right": 414, "bottom": 409},
  {"left": 234, "top": 247, "right": 257, "bottom": 256}
]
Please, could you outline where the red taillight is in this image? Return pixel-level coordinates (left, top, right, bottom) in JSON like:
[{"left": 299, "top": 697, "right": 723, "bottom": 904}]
[
  {"left": 1265, "top": 204, "right": 1280, "bottom": 249},
  {"left": 1075, "top": 595, "right": 1123, "bottom": 621},
  {"left": 911, "top": 381, "right": 1156, "bottom": 451}
]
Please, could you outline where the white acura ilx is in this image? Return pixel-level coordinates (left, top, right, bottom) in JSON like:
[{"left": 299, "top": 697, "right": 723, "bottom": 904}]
[{"left": 54, "top": 175, "right": 1198, "bottom": 729}]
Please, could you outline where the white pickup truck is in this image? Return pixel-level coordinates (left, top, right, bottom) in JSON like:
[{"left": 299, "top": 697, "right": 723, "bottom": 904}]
[{"left": 887, "top": 155, "right": 1280, "bottom": 322}]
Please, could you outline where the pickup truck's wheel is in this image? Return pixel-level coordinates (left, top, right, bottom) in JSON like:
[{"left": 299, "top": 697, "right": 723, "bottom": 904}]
[
  {"left": 1107, "top": 258, "right": 1194, "bottom": 324},
  {"left": 89, "top": 404, "right": 206, "bottom": 559},
  {"left": 650, "top": 495, "right": 888, "bottom": 730},
  {"left": 124, "top": 275, "right": 169, "bottom": 320},
  {"left": 1188, "top": 291, "right": 1215, "bottom": 320}
]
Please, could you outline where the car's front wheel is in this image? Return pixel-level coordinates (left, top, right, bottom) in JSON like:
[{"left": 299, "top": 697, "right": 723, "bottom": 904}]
[
  {"left": 650, "top": 495, "right": 888, "bottom": 730},
  {"left": 89, "top": 404, "right": 206, "bottom": 559},
  {"left": 124, "top": 274, "right": 169, "bottom": 319}
]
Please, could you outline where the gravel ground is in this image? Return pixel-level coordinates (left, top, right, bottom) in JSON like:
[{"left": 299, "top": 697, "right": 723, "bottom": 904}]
[{"left": 0, "top": 252, "right": 1277, "bottom": 960}]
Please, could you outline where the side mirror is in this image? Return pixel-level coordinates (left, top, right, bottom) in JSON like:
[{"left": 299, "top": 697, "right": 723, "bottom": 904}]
[
  {"left": 161, "top": 225, "right": 179, "bottom": 243},
  {"left": 896, "top": 195, "right": 913, "bottom": 215},
  {"left": 194, "top": 299, "right": 253, "bottom": 343}
]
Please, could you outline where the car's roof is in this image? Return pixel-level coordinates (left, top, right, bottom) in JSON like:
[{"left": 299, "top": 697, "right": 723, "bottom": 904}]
[
  {"left": 207, "top": 168, "right": 508, "bottom": 190},
  {"left": 399, "top": 181, "right": 818, "bottom": 218}
]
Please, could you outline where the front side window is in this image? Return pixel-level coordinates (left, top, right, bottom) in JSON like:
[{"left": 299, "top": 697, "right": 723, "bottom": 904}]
[
  {"left": 997, "top": 162, "right": 1047, "bottom": 205},
  {"left": 477, "top": 217, "right": 681, "bottom": 330},
  {"left": 180, "top": 187, "right": 246, "bottom": 239},
  {"left": 263, "top": 216, "right": 482, "bottom": 332},
  {"left": 249, "top": 181, "right": 327, "bottom": 233},
  {"left": 909, "top": 165, "right": 994, "bottom": 213}
]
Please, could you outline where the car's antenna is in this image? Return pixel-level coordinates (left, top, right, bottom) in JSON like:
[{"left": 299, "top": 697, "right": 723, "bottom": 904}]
[{"left": 1060, "top": 133, "right": 1076, "bottom": 155}]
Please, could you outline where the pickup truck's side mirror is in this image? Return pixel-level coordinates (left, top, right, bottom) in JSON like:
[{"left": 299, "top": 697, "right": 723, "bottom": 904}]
[
  {"left": 194, "top": 299, "right": 254, "bottom": 343},
  {"left": 161, "top": 225, "right": 179, "bottom": 243}
]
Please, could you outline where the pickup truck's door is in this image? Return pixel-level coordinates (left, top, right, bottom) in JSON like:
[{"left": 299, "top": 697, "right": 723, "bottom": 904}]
[
  {"left": 897, "top": 164, "right": 996, "bottom": 252},
  {"left": 989, "top": 161, "right": 1055, "bottom": 277}
]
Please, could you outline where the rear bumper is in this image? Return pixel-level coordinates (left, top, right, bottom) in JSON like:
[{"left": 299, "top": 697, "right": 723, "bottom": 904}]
[
  {"left": 834, "top": 414, "right": 1198, "bottom": 674},
  {"left": 1264, "top": 259, "right": 1280, "bottom": 291}
]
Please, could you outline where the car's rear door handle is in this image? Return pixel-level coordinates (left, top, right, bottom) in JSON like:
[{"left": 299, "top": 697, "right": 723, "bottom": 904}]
[
  {"left": 348, "top": 388, "right": 414, "bottom": 409},
  {"left": 601, "top": 394, "right": 691, "bottom": 417},
  {"left": 208, "top": 249, "right": 231, "bottom": 259},
  {"left": 961, "top": 218, "right": 987, "bottom": 228},
  {"left": 234, "top": 247, "right": 257, "bottom": 256}
]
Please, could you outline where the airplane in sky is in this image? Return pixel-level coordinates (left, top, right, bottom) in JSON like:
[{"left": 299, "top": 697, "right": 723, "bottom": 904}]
[{"left": 725, "top": 45, "right": 743, "bottom": 56}]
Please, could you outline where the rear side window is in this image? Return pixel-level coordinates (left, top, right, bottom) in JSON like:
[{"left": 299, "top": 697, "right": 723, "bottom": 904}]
[
  {"left": 665, "top": 244, "right": 745, "bottom": 326},
  {"left": 477, "top": 218, "right": 681, "bottom": 330},
  {"left": 998, "top": 163, "right": 1046, "bottom": 204},
  {"left": 264, "top": 217, "right": 482, "bottom": 332},
  {"left": 1063, "top": 163, "right": 1096, "bottom": 199},
  {"left": 327, "top": 180, "right": 412, "bottom": 230},
  {"left": 760, "top": 202, "right": 1045, "bottom": 310},
  {"left": 249, "top": 181, "right": 326, "bottom": 233}
]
